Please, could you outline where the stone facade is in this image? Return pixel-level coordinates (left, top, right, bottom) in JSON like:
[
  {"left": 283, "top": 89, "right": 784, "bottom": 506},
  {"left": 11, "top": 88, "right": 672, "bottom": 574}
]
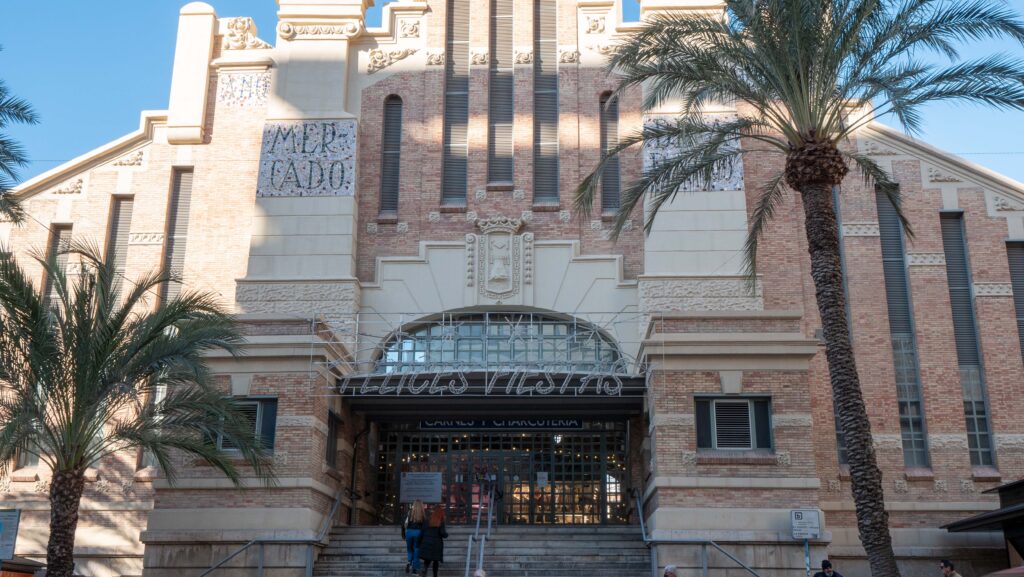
[{"left": 2, "top": 1, "right": 1023, "bottom": 576}]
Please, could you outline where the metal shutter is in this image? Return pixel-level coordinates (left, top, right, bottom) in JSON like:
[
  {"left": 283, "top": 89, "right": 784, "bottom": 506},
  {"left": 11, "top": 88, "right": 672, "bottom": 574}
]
[
  {"left": 533, "top": 0, "right": 558, "bottom": 203},
  {"left": 161, "top": 169, "right": 193, "bottom": 303},
  {"left": 713, "top": 400, "right": 752, "bottom": 449},
  {"left": 753, "top": 399, "right": 772, "bottom": 449},
  {"left": 442, "top": 0, "right": 470, "bottom": 205},
  {"left": 259, "top": 399, "right": 277, "bottom": 452},
  {"left": 1007, "top": 242, "right": 1024, "bottom": 362},
  {"left": 488, "top": 0, "right": 514, "bottom": 184},
  {"left": 106, "top": 197, "right": 134, "bottom": 295},
  {"left": 876, "top": 189, "right": 913, "bottom": 334},
  {"left": 220, "top": 402, "right": 260, "bottom": 451},
  {"left": 941, "top": 213, "right": 981, "bottom": 365},
  {"left": 44, "top": 225, "right": 73, "bottom": 308},
  {"left": 599, "top": 94, "right": 620, "bottom": 212},
  {"left": 380, "top": 97, "right": 403, "bottom": 214},
  {"left": 695, "top": 399, "right": 712, "bottom": 449}
]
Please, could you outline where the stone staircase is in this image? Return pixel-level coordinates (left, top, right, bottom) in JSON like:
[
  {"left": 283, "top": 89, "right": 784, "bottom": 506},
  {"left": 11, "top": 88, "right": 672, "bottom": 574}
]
[{"left": 314, "top": 525, "right": 650, "bottom": 577}]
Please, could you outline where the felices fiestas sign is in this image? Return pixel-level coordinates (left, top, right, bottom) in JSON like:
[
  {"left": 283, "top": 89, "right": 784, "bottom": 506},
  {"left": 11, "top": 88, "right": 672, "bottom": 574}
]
[{"left": 257, "top": 120, "right": 356, "bottom": 197}]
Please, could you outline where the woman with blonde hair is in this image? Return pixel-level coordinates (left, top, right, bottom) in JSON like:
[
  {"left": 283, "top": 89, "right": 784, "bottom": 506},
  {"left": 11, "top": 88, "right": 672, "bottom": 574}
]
[
  {"left": 401, "top": 500, "right": 426, "bottom": 574},
  {"left": 417, "top": 506, "right": 448, "bottom": 577}
]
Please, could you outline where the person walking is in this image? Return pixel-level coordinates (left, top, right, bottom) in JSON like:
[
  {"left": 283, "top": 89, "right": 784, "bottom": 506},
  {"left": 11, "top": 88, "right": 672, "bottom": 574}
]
[
  {"left": 418, "top": 506, "right": 449, "bottom": 577},
  {"left": 940, "top": 560, "right": 963, "bottom": 577},
  {"left": 402, "top": 500, "right": 426, "bottom": 574},
  {"left": 813, "top": 560, "right": 844, "bottom": 577}
]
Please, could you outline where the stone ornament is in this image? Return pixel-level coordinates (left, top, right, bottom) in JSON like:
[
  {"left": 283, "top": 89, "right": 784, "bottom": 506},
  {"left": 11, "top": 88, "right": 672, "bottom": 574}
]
[
  {"left": 585, "top": 16, "right": 605, "bottom": 34},
  {"left": 465, "top": 234, "right": 476, "bottom": 287},
  {"left": 426, "top": 52, "right": 446, "bottom": 66},
  {"left": 217, "top": 71, "right": 272, "bottom": 108},
  {"left": 475, "top": 188, "right": 487, "bottom": 201},
  {"left": 994, "top": 194, "right": 1024, "bottom": 211},
  {"left": 471, "top": 51, "right": 489, "bottom": 66},
  {"left": 933, "top": 480, "right": 948, "bottom": 493},
  {"left": 514, "top": 50, "right": 533, "bottom": 64},
  {"left": 974, "top": 283, "right": 1013, "bottom": 297},
  {"left": 53, "top": 178, "right": 84, "bottom": 195},
  {"left": 34, "top": 480, "right": 50, "bottom": 494},
  {"left": 428, "top": 211, "right": 441, "bottom": 223},
  {"left": 893, "top": 479, "right": 909, "bottom": 494},
  {"left": 368, "top": 48, "right": 418, "bottom": 73},
  {"left": 681, "top": 451, "right": 698, "bottom": 467},
  {"left": 960, "top": 479, "right": 976, "bottom": 494},
  {"left": 366, "top": 222, "right": 379, "bottom": 234},
  {"left": 842, "top": 222, "right": 880, "bottom": 237},
  {"left": 513, "top": 189, "right": 526, "bottom": 201},
  {"left": 523, "top": 233, "right": 534, "bottom": 284},
  {"left": 278, "top": 20, "right": 362, "bottom": 41},
  {"left": 222, "top": 16, "right": 272, "bottom": 50},
  {"left": 399, "top": 20, "right": 420, "bottom": 38},
  {"left": 469, "top": 216, "right": 530, "bottom": 300},
  {"left": 257, "top": 120, "right": 356, "bottom": 197},
  {"left": 128, "top": 232, "right": 164, "bottom": 245},
  {"left": 559, "top": 210, "right": 571, "bottom": 223},
  {"left": 465, "top": 210, "right": 478, "bottom": 222},
  {"left": 521, "top": 210, "right": 533, "bottom": 223},
  {"left": 827, "top": 479, "right": 841, "bottom": 493},
  {"left": 927, "top": 166, "right": 962, "bottom": 183},
  {"left": 397, "top": 222, "right": 410, "bottom": 234},
  {"left": 863, "top": 140, "right": 899, "bottom": 156},
  {"left": 906, "top": 253, "right": 946, "bottom": 266},
  {"left": 0, "top": 476, "right": 10, "bottom": 494},
  {"left": 590, "top": 43, "right": 616, "bottom": 55},
  {"left": 112, "top": 150, "right": 145, "bottom": 167},
  {"left": 644, "top": 115, "right": 744, "bottom": 192},
  {"left": 558, "top": 49, "right": 580, "bottom": 64},
  {"left": 775, "top": 452, "right": 792, "bottom": 466}
]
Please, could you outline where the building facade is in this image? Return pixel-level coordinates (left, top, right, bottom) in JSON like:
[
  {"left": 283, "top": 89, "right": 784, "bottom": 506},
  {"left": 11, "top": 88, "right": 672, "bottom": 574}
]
[{"left": 3, "top": 0, "right": 1024, "bottom": 576}]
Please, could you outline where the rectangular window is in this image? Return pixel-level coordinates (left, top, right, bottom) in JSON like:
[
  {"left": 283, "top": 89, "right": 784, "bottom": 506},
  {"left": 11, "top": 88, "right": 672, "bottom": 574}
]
[
  {"left": 533, "top": 0, "right": 558, "bottom": 203},
  {"left": 380, "top": 97, "right": 403, "bottom": 215},
  {"left": 696, "top": 398, "right": 772, "bottom": 450},
  {"left": 1007, "top": 242, "right": 1024, "bottom": 362},
  {"left": 161, "top": 169, "right": 193, "bottom": 303},
  {"left": 941, "top": 212, "right": 994, "bottom": 467},
  {"left": 877, "top": 187, "right": 929, "bottom": 467},
  {"left": 106, "top": 197, "right": 134, "bottom": 297},
  {"left": 140, "top": 384, "right": 168, "bottom": 469},
  {"left": 487, "top": 0, "right": 514, "bottom": 185},
  {"left": 16, "top": 439, "right": 40, "bottom": 469},
  {"left": 326, "top": 411, "right": 342, "bottom": 468},
  {"left": 442, "top": 0, "right": 470, "bottom": 205},
  {"left": 43, "top": 225, "right": 73, "bottom": 308},
  {"left": 599, "top": 94, "right": 620, "bottom": 213},
  {"left": 217, "top": 398, "right": 278, "bottom": 453}
]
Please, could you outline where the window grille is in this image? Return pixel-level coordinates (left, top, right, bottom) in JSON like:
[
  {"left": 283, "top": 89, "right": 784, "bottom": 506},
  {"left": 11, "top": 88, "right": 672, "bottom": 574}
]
[
  {"left": 599, "top": 93, "right": 620, "bottom": 212},
  {"left": 488, "top": 0, "right": 514, "bottom": 185},
  {"left": 442, "top": 0, "right": 470, "bottom": 205},
  {"left": 106, "top": 197, "right": 134, "bottom": 297},
  {"left": 380, "top": 96, "right": 403, "bottom": 215},
  {"left": 533, "top": 0, "right": 558, "bottom": 203}
]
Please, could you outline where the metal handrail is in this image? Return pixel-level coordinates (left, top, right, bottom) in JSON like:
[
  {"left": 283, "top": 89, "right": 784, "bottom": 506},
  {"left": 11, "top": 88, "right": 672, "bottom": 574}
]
[
  {"left": 462, "top": 534, "right": 476, "bottom": 577},
  {"left": 465, "top": 478, "right": 495, "bottom": 577},
  {"left": 633, "top": 490, "right": 762, "bottom": 577},
  {"left": 476, "top": 534, "right": 487, "bottom": 574}
]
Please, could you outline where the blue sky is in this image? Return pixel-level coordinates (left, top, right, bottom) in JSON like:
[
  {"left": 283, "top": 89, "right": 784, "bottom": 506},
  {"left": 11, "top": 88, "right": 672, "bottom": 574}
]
[{"left": 2, "top": 0, "right": 1024, "bottom": 184}]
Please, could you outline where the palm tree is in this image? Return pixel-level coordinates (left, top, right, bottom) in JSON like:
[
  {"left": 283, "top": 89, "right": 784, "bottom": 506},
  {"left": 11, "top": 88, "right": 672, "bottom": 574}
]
[
  {"left": 0, "top": 242, "right": 274, "bottom": 577},
  {"left": 0, "top": 46, "right": 39, "bottom": 224},
  {"left": 576, "top": 0, "right": 1024, "bottom": 574}
]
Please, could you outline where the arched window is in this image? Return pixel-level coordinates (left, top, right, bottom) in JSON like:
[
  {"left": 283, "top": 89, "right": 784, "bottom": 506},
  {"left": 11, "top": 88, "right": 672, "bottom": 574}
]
[
  {"left": 599, "top": 92, "right": 620, "bottom": 213},
  {"left": 380, "top": 95, "right": 403, "bottom": 215},
  {"left": 375, "top": 312, "right": 625, "bottom": 374}
]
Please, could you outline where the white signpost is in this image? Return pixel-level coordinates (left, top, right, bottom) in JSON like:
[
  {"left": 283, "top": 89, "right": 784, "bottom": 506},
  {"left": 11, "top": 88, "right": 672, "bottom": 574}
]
[
  {"left": 791, "top": 509, "right": 821, "bottom": 577},
  {"left": 0, "top": 509, "right": 21, "bottom": 561},
  {"left": 400, "top": 472, "right": 443, "bottom": 503}
]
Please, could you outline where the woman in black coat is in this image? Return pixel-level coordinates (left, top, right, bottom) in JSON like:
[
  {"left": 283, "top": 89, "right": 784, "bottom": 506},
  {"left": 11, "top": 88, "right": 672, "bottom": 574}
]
[{"left": 417, "top": 507, "right": 448, "bottom": 577}]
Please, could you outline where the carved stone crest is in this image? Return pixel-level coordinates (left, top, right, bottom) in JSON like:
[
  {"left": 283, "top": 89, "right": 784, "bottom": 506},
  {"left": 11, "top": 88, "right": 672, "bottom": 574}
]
[
  {"left": 467, "top": 216, "right": 534, "bottom": 301},
  {"left": 368, "top": 48, "right": 418, "bottom": 73},
  {"left": 222, "top": 17, "right": 272, "bottom": 50}
]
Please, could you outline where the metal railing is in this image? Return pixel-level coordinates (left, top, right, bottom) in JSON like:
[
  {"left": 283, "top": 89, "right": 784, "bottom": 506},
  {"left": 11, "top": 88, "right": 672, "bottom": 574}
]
[
  {"left": 197, "top": 485, "right": 346, "bottom": 577},
  {"left": 464, "top": 481, "right": 495, "bottom": 577},
  {"left": 633, "top": 490, "right": 762, "bottom": 577}
]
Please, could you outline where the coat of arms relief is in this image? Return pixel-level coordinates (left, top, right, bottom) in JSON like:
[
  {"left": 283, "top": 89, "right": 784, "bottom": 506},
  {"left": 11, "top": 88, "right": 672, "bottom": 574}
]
[{"left": 466, "top": 216, "right": 534, "bottom": 304}]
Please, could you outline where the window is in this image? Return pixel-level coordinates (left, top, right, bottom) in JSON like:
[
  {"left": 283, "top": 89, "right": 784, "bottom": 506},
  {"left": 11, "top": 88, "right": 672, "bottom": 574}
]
[
  {"left": 43, "top": 225, "right": 73, "bottom": 308},
  {"left": 533, "top": 0, "right": 558, "bottom": 203},
  {"left": 380, "top": 96, "right": 403, "bottom": 215},
  {"left": 106, "top": 196, "right": 134, "bottom": 296},
  {"left": 217, "top": 398, "right": 278, "bottom": 453},
  {"left": 441, "top": 0, "right": 470, "bottom": 205},
  {"left": 696, "top": 398, "right": 772, "bottom": 450},
  {"left": 599, "top": 93, "right": 620, "bottom": 213},
  {"left": 487, "top": 0, "right": 514, "bottom": 185},
  {"left": 941, "top": 212, "right": 994, "bottom": 467},
  {"left": 877, "top": 187, "right": 929, "bottom": 467},
  {"left": 161, "top": 169, "right": 193, "bottom": 303},
  {"left": 16, "top": 439, "right": 40, "bottom": 469},
  {"left": 1007, "top": 242, "right": 1024, "bottom": 363},
  {"left": 326, "top": 411, "right": 342, "bottom": 469}
]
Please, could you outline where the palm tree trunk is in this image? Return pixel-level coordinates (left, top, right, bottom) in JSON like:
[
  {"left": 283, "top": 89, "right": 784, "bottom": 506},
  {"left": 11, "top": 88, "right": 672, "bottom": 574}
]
[
  {"left": 46, "top": 468, "right": 86, "bottom": 577},
  {"left": 799, "top": 183, "right": 902, "bottom": 577}
]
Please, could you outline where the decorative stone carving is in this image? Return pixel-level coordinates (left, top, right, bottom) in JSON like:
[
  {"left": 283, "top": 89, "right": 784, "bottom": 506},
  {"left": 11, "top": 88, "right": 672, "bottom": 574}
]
[
  {"left": 513, "top": 189, "right": 526, "bottom": 201},
  {"left": 960, "top": 479, "right": 976, "bottom": 494},
  {"left": 53, "top": 178, "right": 84, "bottom": 195},
  {"left": 217, "top": 71, "right": 271, "bottom": 108},
  {"left": 257, "top": 120, "right": 356, "bottom": 197},
  {"left": 893, "top": 479, "right": 909, "bottom": 494},
  {"left": 558, "top": 210, "right": 571, "bottom": 223},
  {"left": 639, "top": 278, "right": 764, "bottom": 313},
  {"left": 994, "top": 194, "right": 1024, "bottom": 211},
  {"left": 644, "top": 115, "right": 744, "bottom": 192},
  {"left": 520, "top": 210, "right": 533, "bottom": 223},
  {"left": 906, "top": 253, "right": 946, "bottom": 266},
  {"left": 465, "top": 234, "right": 477, "bottom": 287},
  {"left": 585, "top": 16, "right": 605, "bottom": 34},
  {"left": 0, "top": 476, "right": 10, "bottom": 494},
  {"left": 590, "top": 220, "right": 603, "bottom": 231},
  {"left": 222, "top": 17, "right": 272, "bottom": 50},
  {"left": 842, "top": 222, "right": 880, "bottom": 237},
  {"left": 775, "top": 452, "right": 792, "bottom": 467},
  {"left": 523, "top": 233, "right": 534, "bottom": 284},
  {"left": 93, "top": 478, "right": 112, "bottom": 494},
  {"left": 590, "top": 43, "right": 616, "bottom": 55},
  {"left": 475, "top": 188, "right": 487, "bottom": 201},
  {"left": 368, "top": 48, "right": 418, "bottom": 73},
  {"left": 827, "top": 479, "right": 841, "bottom": 493},
  {"left": 399, "top": 20, "right": 420, "bottom": 38},
  {"left": 121, "top": 480, "right": 136, "bottom": 496},
  {"left": 466, "top": 210, "right": 478, "bottom": 222},
  {"left": 471, "top": 51, "right": 489, "bottom": 66},
  {"left": 863, "top": 140, "right": 899, "bottom": 156},
  {"left": 681, "top": 451, "right": 698, "bottom": 467},
  {"left": 934, "top": 480, "right": 948, "bottom": 493},
  {"left": 928, "top": 167, "right": 962, "bottom": 183},
  {"left": 128, "top": 232, "right": 164, "bottom": 245},
  {"left": 622, "top": 221, "right": 634, "bottom": 231},
  {"left": 974, "top": 283, "right": 1013, "bottom": 297},
  {"left": 558, "top": 49, "right": 580, "bottom": 64},
  {"left": 428, "top": 211, "right": 441, "bottom": 223},
  {"left": 470, "top": 216, "right": 527, "bottom": 300},
  {"left": 278, "top": 20, "right": 362, "bottom": 41},
  {"left": 366, "top": 222, "right": 379, "bottom": 234},
  {"left": 396, "top": 222, "right": 409, "bottom": 234},
  {"left": 514, "top": 50, "right": 533, "bottom": 64},
  {"left": 34, "top": 479, "right": 50, "bottom": 494},
  {"left": 112, "top": 150, "right": 145, "bottom": 167},
  {"left": 426, "top": 52, "right": 446, "bottom": 66}
]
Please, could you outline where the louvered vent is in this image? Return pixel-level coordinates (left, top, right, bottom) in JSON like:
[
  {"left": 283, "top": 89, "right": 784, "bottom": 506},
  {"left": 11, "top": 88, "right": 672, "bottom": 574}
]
[
  {"left": 533, "top": 0, "right": 558, "bottom": 203},
  {"left": 600, "top": 94, "right": 620, "bottom": 213},
  {"left": 380, "top": 96, "right": 403, "bottom": 215},
  {"left": 714, "top": 401, "right": 752, "bottom": 449},
  {"left": 488, "top": 0, "right": 514, "bottom": 184},
  {"left": 43, "top": 225, "right": 73, "bottom": 308},
  {"left": 442, "top": 0, "right": 470, "bottom": 205},
  {"left": 1008, "top": 242, "right": 1024, "bottom": 362},
  {"left": 941, "top": 213, "right": 981, "bottom": 365},
  {"left": 161, "top": 169, "right": 193, "bottom": 303},
  {"left": 220, "top": 402, "right": 259, "bottom": 451},
  {"left": 106, "top": 197, "right": 134, "bottom": 295}
]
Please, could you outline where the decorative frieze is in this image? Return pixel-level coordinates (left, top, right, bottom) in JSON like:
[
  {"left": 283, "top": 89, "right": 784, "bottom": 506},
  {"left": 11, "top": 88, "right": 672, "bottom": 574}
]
[
  {"left": 396, "top": 222, "right": 409, "bottom": 234},
  {"left": 929, "top": 434, "right": 969, "bottom": 449},
  {"left": 681, "top": 451, "right": 698, "bottom": 467},
  {"left": 589, "top": 43, "right": 616, "bottom": 55},
  {"left": 927, "top": 166, "right": 962, "bottom": 183},
  {"left": 426, "top": 52, "right": 445, "bottom": 66},
  {"left": 465, "top": 234, "right": 476, "bottom": 287},
  {"left": 974, "top": 283, "right": 1013, "bottom": 297},
  {"left": 475, "top": 188, "right": 487, "bottom": 201},
  {"left": 128, "top": 232, "right": 165, "bottom": 245},
  {"left": 523, "top": 233, "right": 534, "bottom": 284},
  {"left": 367, "top": 48, "right": 418, "bottom": 73},
  {"left": 994, "top": 194, "right": 1024, "bottom": 211},
  {"left": 559, "top": 210, "right": 571, "bottom": 223},
  {"left": 933, "top": 480, "right": 948, "bottom": 494},
  {"left": 471, "top": 51, "right": 489, "bottom": 66},
  {"left": 399, "top": 20, "right": 420, "bottom": 38},
  {"left": 644, "top": 115, "right": 744, "bottom": 192},
  {"left": 277, "top": 21, "right": 362, "bottom": 41},
  {"left": 221, "top": 17, "right": 272, "bottom": 50},
  {"left": 827, "top": 479, "right": 841, "bottom": 493},
  {"left": 513, "top": 189, "right": 526, "bottom": 201},
  {"left": 842, "top": 222, "right": 880, "bottom": 237},
  {"left": 257, "top": 120, "right": 356, "bottom": 197},
  {"left": 960, "top": 479, "right": 976, "bottom": 494},
  {"left": 53, "top": 178, "right": 84, "bottom": 195},
  {"left": 862, "top": 140, "right": 899, "bottom": 156},
  {"left": 893, "top": 479, "right": 909, "bottom": 494},
  {"left": 558, "top": 49, "right": 580, "bottom": 64},
  {"left": 520, "top": 210, "right": 533, "bottom": 223},
  {"left": 466, "top": 210, "right": 478, "bottom": 222},
  {"left": 366, "top": 222, "right": 379, "bottom": 234},
  {"left": 112, "top": 149, "right": 145, "bottom": 167},
  {"left": 514, "top": 50, "right": 533, "bottom": 64},
  {"left": 585, "top": 16, "right": 605, "bottom": 34},
  {"left": 428, "top": 211, "right": 441, "bottom": 223},
  {"left": 639, "top": 277, "right": 763, "bottom": 313},
  {"left": 217, "top": 71, "right": 271, "bottom": 108},
  {"left": 906, "top": 253, "right": 946, "bottom": 266},
  {"left": 996, "top": 434, "right": 1024, "bottom": 449},
  {"left": 775, "top": 452, "right": 792, "bottom": 467}
]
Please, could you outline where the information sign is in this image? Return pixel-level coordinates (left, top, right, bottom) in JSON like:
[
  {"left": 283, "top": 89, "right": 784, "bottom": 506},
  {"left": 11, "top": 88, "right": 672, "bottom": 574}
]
[
  {"left": 0, "top": 509, "right": 21, "bottom": 561},
  {"left": 536, "top": 472, "right": 549, "bottom": 489},
  {"left": 400, "top": 472, "right": 443, "bottom": 504},
  {"left": 790, "top": 509, "right": 821, "bottom": 540}
]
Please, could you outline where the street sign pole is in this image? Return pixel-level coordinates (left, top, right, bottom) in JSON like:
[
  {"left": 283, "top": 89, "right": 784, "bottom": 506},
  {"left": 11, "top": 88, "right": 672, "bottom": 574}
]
[{"left": 804, "top": 539, "right": 811, "bottom": 577}]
